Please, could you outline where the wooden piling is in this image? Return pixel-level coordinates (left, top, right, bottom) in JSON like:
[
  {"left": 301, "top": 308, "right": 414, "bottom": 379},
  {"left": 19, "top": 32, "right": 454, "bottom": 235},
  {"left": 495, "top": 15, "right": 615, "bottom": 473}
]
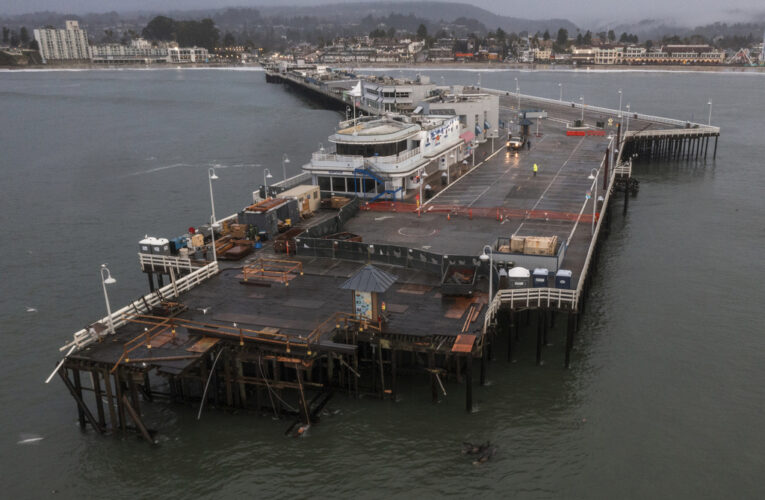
[{"left": 465, "top": 355, "right": 473, "bottom": 413}]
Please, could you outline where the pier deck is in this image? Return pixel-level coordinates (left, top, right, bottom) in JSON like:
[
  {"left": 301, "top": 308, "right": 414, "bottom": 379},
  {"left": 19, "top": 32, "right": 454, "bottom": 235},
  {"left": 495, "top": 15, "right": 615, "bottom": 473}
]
[{"left": 52, "top": 70, "right": 721, "bottom": 442}]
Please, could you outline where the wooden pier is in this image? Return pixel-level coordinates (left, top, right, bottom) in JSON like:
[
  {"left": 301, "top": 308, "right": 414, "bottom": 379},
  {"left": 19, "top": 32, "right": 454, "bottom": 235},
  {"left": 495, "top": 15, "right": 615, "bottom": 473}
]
[{"left": 50, "top": 71, "right": 721, "bottom": 442}]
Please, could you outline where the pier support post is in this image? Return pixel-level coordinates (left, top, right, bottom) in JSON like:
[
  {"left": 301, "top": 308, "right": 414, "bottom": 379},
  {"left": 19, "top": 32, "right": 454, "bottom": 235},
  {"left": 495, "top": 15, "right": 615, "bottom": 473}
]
[
  {"left": 72, "top": 368, "right": 86, "bottom": 430},
  {"left": 465, "top": 355, "right": 473, "bottom": 413},
  {"left": 59, "top": 368, "right": 104, "bottom": 434},
  {"left": 623, "top": 178, "right": 630, "bottom": 215},
  {"left": 147, "top": 272, "right": 155, "bottom": 292},
  {"left": 480, "top": 340, "right": 488, "bottom": 386},
  {"left": 713, "top": 136, "right": 718, "bottom": 159},
  {"left": 102, "top": 369, "right": 117, "bottom": 431},
  {"left": 92, "top": 369, "right": 106, "bottom": 428},
  {"left": 429, "top": 351, "right": 438, "bottom": 404},
  {"left": 536, "top": 310, "right": 543, "bottom": 366},
  {"left": 157, "top": 274, "right": 164, "bottom": 288},
  {"left": 565, "top": 313, "right": 576, "bottom": 368},
  {"left": 507, "top": 310, "right": 515, "bottom": 362}
]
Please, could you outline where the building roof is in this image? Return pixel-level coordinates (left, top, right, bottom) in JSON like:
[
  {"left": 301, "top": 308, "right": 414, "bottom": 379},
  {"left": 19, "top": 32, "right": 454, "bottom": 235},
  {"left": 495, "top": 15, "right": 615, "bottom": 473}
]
[{"left": 340, "top": 264, "right": 398, "bottom": 293}]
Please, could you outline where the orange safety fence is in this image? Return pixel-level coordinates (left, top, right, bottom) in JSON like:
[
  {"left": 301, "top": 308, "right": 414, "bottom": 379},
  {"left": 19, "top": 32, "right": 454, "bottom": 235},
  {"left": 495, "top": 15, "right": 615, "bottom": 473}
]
[{"left": 361, "top": 201, "right": 599, "bottom": 223}]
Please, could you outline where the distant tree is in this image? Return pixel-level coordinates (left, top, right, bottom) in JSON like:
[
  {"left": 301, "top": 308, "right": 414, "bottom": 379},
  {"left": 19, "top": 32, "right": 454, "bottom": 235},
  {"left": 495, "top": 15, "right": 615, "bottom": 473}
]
[
  {"left": 29, "top": 39, "right": 38, "bottom": 51},
  {"left": 495, "top": 27, "right": 506, "bottom": 43},
  {"left": 223, "top": 32, "right": 236, "bottom": 46},
  {"left": 20, "top": 26, "right": 29, "bottom": 45},
  {"left": 619, "top": 32, "right": 628, "bottom": 43},
  {"left": 2, "top": 27, "right": 8, "bottom": 44},
  {"left": 576, "top": 33, "right": 583, "bottom": 45},
  {"left": 369, "top": 28, "right": 387, "bottom": 39},
  {"left": 142, "top": 15, "right": 176, "bottom": 41},
  {"left": 608, "top": 29, "right": 615, "bottom": 42},
  {"left": 435, "top": 29, "right": 448, "bottom": 39},
  {"left": 387, "top": 26, "right": 395, "bottom": 38},
  {"left": 416, "top": 23, "right": 428, "bottom": 40},
  {"left": 644, "top": 39, "right": 653, "bottom": 49},
  {"left": 543, "top": 29, "right": 550, "bottom": 41},
  {"left": 583, "top": 30, "right": 592, "bottom": 45},
  {"left": 9, "top": 30, "right": 19, "bottom": 47},
  {"left": 176, "top": 19, "right": 219, "bottom": 49},
  {"left": 556, "top": 28, "right": 568, "bottom": 48}
]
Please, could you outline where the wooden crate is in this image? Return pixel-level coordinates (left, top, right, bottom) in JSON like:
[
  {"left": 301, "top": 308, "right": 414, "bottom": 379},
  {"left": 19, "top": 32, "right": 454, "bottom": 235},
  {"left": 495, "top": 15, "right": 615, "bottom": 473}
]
[
  {"left": 523, "top": 236, "right": 558, "bottom": 256},
  {"left": 330, "top": 196, "right": 350, "bottom": 209}
]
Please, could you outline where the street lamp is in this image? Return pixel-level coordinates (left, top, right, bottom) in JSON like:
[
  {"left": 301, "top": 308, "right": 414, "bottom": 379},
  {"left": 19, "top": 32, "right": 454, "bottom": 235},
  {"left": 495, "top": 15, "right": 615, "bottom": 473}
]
[
  {"left": 491, "top": 129, "right": 498, "bottom": 151},
  {"left": 625, "top": 103, "right": 631, "bottom": 135},
  {"left": 618, "top": 88, "right": 623, "bottom": 117},
  {"left": 282, "top": 153, "right": 290, "bottom": 181},
  {"left": 207, "top": 167, "right": 218, "bottom": 225},
  {"left": 707, "top": 100, "right": 713, "bottom": 125},
  {"left": 587, "top": 168, "right": 598, "bottom": 235},
  {"left": 100, "top": 264, "right": 116, "bottom": 335},
  {"left": 515, "top": 77, "right": 520, "bottom": 110},
  {"left": 558, "top": 82, "right": 563, "bottom": 101},
  {"left": 579, "top": 96, "right": 585, "bottom": 122},
  {"left": 479, "top": 245, "right": 494, "bottom": 300},
  {"left": 345, "top": 105, "right": 351, "bottom": 121},
  {"left": 210, "top": 215, "right": 220, "bottom": 263},
  {"left": 263, "top": 168, "right": 273, "bottom": 198}
]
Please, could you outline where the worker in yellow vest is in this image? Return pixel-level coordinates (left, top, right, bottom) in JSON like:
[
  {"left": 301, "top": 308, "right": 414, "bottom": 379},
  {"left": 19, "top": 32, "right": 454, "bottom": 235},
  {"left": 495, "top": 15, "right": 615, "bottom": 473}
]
[{"left": 533, "top": 163, "right": 538, "bottom": 177}]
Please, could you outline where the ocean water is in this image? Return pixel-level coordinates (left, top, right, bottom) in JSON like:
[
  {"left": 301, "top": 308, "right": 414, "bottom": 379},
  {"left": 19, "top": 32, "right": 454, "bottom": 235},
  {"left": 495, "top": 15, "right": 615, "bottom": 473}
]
[{"left": 1, "top": 67, "right": 763, "bottom": 498}]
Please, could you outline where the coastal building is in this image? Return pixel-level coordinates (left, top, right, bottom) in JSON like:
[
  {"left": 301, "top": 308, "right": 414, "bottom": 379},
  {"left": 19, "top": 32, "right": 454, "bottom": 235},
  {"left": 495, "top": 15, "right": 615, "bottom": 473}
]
[
  {"left": 420, "top": 88, "right": 499, "bottom": 144},
  {"left": 594, "top": 46, "right": 623, "bottom": 65},
  {"left": 90, "top": 38, "right": 169, "bottom": 64},
  {"left": 34, "top": 20, "right": 90, "bottom": 63},
  {"left": 167, "top": 46, "right": 209, "bottom": 63},
  {"left": 304, "top": 114, "right": 465, "bottom": 200},
  {"left": 360, "top": 75, "right": 438, "bottom": 113}
]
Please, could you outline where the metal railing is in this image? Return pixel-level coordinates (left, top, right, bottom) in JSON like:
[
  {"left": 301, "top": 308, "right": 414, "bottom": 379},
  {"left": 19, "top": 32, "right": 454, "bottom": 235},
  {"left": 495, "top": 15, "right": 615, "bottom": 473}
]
[
  {"left": 272, "top": 171, "right": 312, "bottom": 189},
  {"left": 311, "top": 152, "right": 365, "bottom": 169},
  {"left": 138, "top": 253, "right": 200, "bottom": 274},
  {"left": 59, "top": 261, "right": 220, "bottom": 353},
  {"left": 484, "top": 87, "right": 720, "bottom": 133}
]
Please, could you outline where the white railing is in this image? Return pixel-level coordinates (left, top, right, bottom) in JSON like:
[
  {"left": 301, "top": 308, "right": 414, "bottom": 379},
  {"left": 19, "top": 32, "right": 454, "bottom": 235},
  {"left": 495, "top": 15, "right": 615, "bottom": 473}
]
[
  {"left": 483, "top": 287, "right": 578, "bottom": 331},
  {"left": 59, "top": 261, "right": 220, "bottom": 353},
  {"left": 311, "top": 152, "right": 365, "bottom": 169},
  {"left": 273, "top": 171, "right": 312, "bottom": 189},
  {"left": 628, "top": 127, "right": 718, "bottom": 138},
  {"left": 483, "top": 87, "right": 720, "bottom": 133},
  {"left": 138, "top": 253, "right": 200, "bottom": 274}
]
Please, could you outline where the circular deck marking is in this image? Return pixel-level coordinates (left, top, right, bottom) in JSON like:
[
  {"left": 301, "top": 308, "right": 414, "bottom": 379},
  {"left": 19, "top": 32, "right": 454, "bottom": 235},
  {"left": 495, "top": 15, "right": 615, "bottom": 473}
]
[{"left": 398, "top": 226, "right": 438, "bottom": 237}]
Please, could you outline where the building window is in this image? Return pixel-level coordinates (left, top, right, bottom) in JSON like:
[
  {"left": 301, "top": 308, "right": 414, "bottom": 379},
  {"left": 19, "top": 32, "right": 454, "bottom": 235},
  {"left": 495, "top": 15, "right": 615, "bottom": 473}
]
[
  {"left": 332, "top": 176, "right": 346, "bottom": 192},
  {"left": 318, "top": 176, "right": 331, "bottom": 191}
]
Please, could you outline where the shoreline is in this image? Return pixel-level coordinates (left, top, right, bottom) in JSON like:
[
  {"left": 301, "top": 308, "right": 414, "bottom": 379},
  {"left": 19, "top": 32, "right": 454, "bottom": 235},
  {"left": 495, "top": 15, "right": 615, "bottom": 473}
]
[{"left": 2, "top": 61, "right": 764, "bottom": 74}]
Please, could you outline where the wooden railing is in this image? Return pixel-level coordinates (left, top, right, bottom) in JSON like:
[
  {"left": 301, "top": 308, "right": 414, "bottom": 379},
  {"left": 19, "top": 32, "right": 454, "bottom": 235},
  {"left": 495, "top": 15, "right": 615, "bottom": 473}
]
[{"left": 60, "top": 261, "right": 220, "bottom": 353}]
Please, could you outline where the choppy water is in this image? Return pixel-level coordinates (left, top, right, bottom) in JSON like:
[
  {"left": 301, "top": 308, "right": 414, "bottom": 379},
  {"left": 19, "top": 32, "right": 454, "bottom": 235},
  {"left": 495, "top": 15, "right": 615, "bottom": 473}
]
[{"left": 1, "top": 67, "right": 763, "bottom": 499}]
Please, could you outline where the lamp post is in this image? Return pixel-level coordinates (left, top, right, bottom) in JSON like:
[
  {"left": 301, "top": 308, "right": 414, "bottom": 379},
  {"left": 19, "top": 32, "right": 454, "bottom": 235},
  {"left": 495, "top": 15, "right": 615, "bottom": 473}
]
[
  {"left": 587, "top": 168, "right": 598, "bottom": 235},
  {"left": 618, "top": 88, "right": 623, "bottom": 117},
  {"left": 100, "top": 264, "right": 116, "bottom": 335},
  {"left": 579, "top": 96, "right": 585, "bottom": 122},
  {"left": 515, "top": 77, "right": 520, "bottom": 110},
  {"left": 558, "top": 82, "right": 563, "bottom": 101},
  {"left": 625, "top": 103, "right": 631, "bottom": 135},
  {"left": 491, "top": 129, "right": 498, "bottom": 151},
  {"left": 207, "top": 167, "right": 218, "bottom": 225},
  {"left": 479, "top": 245, "right": 494, "bottom": 300},
  {"left": 210, "top": 215, "right": 219, "bottom": 263},
  {"left": 281, "top": 153, "right": 290, "bottom": 181},
  {"left": 707, "top": 100, "right": 713, "bottom": 125},
  {"left": 346, "top": 105, "right": 351, "bottom": 121},
  {"left": 263, "top": 168, "right": 273, "bottom": 198}
]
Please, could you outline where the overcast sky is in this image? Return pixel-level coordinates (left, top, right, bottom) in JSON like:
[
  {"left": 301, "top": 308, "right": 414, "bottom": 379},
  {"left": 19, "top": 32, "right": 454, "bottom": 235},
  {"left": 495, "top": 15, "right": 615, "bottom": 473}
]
[{"left": 3, "top": 0, "right": 764, "bottom": 26}]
